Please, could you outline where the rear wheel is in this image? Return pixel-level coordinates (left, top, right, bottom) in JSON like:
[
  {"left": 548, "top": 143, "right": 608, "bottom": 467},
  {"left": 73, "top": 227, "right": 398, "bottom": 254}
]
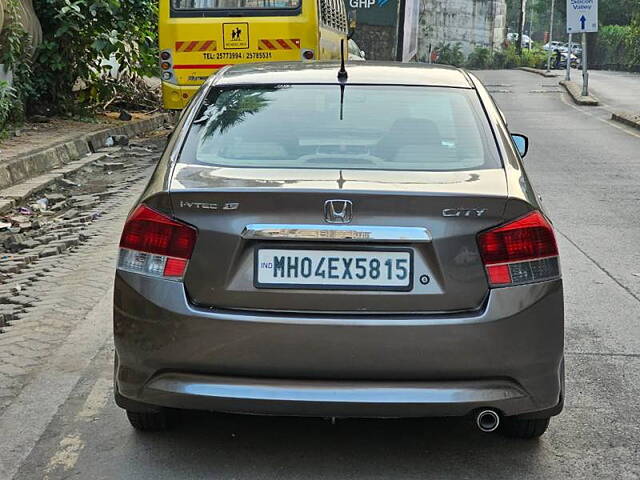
[
  {"left": 500, "top": 416, "right": 550, "bottom": 439},
  {"left": 126, "top": 409, "right": 169, "bottom": 432}
]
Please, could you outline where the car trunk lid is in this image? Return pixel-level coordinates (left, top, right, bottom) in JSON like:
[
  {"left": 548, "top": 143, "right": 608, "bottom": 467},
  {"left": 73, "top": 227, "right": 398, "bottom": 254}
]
[{"left": 171, "top": 165, "right": 508, "bottom": 313}]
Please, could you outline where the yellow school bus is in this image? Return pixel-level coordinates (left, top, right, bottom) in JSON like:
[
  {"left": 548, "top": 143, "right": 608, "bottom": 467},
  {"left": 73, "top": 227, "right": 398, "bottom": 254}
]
[{"left": 159, "top": 0, "right": 349, "bottom": 109}]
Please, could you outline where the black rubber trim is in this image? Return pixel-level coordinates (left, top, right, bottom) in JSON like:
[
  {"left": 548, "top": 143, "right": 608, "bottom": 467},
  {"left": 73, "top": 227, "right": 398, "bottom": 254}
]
[
  {"left": 170, "top": 6, "right": 302, "bottom": 17},
  {"left": 512, "top": 394, "right": 564, "bottom": 420},
  {"left": 114, "top": 389, "right": 163, "bottom": 414}
]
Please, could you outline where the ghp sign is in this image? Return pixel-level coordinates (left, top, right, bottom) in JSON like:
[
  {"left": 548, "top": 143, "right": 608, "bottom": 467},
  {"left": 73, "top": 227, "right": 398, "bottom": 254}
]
[{"left": 348, "top": 0, "right": 389, "bottom": 8}]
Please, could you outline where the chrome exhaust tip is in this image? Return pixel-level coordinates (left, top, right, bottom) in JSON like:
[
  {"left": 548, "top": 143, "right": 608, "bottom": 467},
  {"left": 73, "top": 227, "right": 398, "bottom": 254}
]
[{"left": 476, "top": 409, "right": 500, "bottom": 433}]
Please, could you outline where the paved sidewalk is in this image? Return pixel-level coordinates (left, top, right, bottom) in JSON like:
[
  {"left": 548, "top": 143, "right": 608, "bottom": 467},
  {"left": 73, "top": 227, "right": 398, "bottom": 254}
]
[
  {"left": 0, "top": 141, "right": 161, "bottom": 417},
  {"left": 1, "top": 120, "right": 109, "bottom": 163},
  {"left": 0, "top": 113, "right": 165, "bottom": 163},
  {"left": 578, "top": 70, "right": 640, "bottom": 113},
  {"left": 0, "top": 150, "right": 157, "bottom": 479},
  {"left": 0, "top": 113, "right": 171, "bottom": 191}
]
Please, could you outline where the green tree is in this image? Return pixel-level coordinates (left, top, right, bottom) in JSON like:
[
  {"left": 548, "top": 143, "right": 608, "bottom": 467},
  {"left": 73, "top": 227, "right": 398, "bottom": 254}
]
[{"left": 31, "top": 0, "right": 158, "bottom": 113}]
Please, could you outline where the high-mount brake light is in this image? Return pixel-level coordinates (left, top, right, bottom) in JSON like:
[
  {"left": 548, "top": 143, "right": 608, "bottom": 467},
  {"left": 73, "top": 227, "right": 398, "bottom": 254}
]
[
  {"left": 117, "top": 205, "right": 197, "bottom": 280},
  {"left": 477, "top": 211, "right": 560, "bottom": 287}
]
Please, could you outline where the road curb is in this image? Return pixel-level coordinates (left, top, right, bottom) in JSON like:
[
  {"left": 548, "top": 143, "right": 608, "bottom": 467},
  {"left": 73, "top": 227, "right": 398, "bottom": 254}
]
[
  {"left": 518, "top": 67, "right": 558, "bottom": 78},
  {"left": 0, "top": 127, "right": 170, "bottom": 215},
  {"left": 559, "top": 80, "right": 600, "bottom": 106},
  {"left": 0, "top": 113, "right": 172, "bottom": 192},
  {"left": 611, "top": 112, "right": 640, "bottom": 131}
]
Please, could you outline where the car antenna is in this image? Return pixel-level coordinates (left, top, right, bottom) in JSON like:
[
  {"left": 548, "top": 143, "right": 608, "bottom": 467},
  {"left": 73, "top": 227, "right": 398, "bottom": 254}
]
[
  {"left": 338, "top": 39, "right": 347, "bottom": 120},
  {"left": 338, "top": 39, "right": 348, "bottom": 81}
]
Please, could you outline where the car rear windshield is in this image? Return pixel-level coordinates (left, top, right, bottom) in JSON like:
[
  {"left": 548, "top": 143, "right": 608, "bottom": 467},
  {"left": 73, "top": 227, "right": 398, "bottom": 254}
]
[
  {"left": 180, "top": 85, "right": 501, "bottom": 172},
  {"left": 172, "top": 0, "right": 300, "bottom": 10}
]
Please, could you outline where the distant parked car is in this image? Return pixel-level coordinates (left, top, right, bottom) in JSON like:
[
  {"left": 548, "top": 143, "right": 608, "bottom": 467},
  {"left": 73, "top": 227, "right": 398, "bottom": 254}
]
[
  {"left": 507, "top": 33, "right": 533, "bottom": 49},
  {"left": 347, "top": 39, "right": 366, "bottom": 61},
  {"left": 543, "top": 40, "right": 563, "bottom": 52},
  {"left": 568, "top": 42, "right": 583, "bottom": 56}
]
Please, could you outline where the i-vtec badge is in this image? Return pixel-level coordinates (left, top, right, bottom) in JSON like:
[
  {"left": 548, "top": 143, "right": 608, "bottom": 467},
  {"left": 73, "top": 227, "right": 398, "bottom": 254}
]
[
  {"left": 179, "top": 201, "right": 239, "bottom": 211},
  {"left": 442, "top": 208, "right": 488, "bottom": 218}
]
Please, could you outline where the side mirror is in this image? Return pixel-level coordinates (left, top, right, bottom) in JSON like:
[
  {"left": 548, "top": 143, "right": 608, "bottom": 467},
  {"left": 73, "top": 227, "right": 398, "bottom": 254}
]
[{"left": 511, "top": 134, "right": 529, "bottom": 158}]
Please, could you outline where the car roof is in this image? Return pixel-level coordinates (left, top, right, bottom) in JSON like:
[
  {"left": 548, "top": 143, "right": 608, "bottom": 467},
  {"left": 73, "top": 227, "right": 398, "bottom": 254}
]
[{"left": 213, "top": 61, "right": 474, "bottom": 89}]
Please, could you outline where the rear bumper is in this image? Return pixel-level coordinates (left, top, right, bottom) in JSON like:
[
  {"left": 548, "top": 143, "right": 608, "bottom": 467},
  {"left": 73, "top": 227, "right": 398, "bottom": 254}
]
[
  {"left": 162, "top": 82, "right": 201, "bottom": 110},
  {"left": 114, "top": 273, "right": 565, "bottom": 418}
]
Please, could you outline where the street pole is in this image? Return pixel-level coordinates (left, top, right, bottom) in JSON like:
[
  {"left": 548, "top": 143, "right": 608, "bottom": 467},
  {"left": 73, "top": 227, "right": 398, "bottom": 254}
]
[
  {"left": 529, "top": 2, "right": 534, "bottom": 49},
  {"left": 517, "top": 0, "right": 525, "bottom": 55},
  {"left": 546, "top": 0, "right": 556, "bottom": 72},
  {"left": 566, "top": 32, "right": 572, "bottom": 81},
  {"left": 582, "top": 32, "right": 589, "bottom": 96}
]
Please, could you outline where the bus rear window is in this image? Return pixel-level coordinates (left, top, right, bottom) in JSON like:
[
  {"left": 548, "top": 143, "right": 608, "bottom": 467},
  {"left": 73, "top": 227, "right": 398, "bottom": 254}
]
[{"left": 172, "top": 0, "right": 300, "bottom": 9}]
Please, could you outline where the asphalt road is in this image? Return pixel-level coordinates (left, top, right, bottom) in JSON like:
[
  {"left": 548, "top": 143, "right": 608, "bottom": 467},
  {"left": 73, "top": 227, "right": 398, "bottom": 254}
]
[
  {"left": 5, "top": 70, "right": 640, "bottom": 479},
  {"left": 575, "top": 69, "right": 640, "bottom": 112}
]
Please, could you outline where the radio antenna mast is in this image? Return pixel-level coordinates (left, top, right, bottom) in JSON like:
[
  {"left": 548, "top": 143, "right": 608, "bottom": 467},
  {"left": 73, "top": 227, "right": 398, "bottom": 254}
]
[
  {"left": 338, "top": 39, "right": 348, "bottom": 81},
  {"left": 337, "top": 39, "right": 348, "bottom": 120}
]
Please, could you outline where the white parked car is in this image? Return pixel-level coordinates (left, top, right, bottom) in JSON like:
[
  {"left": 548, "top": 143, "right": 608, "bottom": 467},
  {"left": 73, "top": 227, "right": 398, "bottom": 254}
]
[
  {"left": 568, "top": 42, "right": 583, "bottom": 55},
  {"left": 348, "top": 39, "right": 366, "bottom": 61},
  {"left": 543, "top": 41, "right": 563, "bottom": 51},
  {"left": 507, "top": 33, "right": 533, "bottom": 49}
]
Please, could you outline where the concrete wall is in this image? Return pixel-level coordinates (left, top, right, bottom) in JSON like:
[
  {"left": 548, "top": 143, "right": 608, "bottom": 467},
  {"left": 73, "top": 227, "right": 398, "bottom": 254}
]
[
  {"left": 0, "top": 0, "right": 42, "bottom": 55},
  {"left": 352, "top": 24, "right": 397, "bottom": 61},
  {"left": 0, "top": 64, "right": 13, "bottom": 86},
  {"left": 417, "top": 0, "right": 507, "bottom": 60}
]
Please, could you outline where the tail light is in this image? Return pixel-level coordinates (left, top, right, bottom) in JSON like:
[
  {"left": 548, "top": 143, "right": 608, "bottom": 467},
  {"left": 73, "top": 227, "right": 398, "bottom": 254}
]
[
  {"left": 159, "top": 50, "right": 176, "bottom": 84},
  {"left": 118, "top": 205, "right": 197, "bottom": 280},
  {"left": 477, "top": 211, "right": 560, "bottom": 287}
]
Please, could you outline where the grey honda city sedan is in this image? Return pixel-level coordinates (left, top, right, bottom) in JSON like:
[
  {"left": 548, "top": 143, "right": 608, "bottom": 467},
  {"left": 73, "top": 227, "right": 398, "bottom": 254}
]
[{"left": 114, "top": 62, "right": 564, "bottom": 439}]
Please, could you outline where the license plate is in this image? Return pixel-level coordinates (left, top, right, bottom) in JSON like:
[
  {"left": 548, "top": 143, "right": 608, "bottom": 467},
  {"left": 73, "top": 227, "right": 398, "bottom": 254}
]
[{"left": 255, "top": 249, "right": 413, "bottom": 291}]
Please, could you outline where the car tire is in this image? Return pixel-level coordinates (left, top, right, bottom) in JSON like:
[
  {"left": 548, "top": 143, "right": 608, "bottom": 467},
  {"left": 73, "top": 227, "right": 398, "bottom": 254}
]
[
  {"left": 126, "top": 409, "right": 169, "bottom": 432},
  {"left": 500, "top": 416, "right": 550, "bottom": 439}
]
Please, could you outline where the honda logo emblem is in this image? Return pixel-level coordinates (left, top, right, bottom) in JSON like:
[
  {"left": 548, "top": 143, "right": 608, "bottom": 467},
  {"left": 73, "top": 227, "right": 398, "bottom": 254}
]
[{"left": 324, "top": 200, "right": 353, "bottom": 224}]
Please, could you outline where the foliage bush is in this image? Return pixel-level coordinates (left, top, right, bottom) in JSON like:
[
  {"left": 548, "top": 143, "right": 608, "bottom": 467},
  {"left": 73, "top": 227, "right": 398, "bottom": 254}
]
[
  {"left": 434, "top": 43, "right": 547, "bottom": 70},
  {"left": 435, "top": 42, "right": 465, "bottom": 67},
  {"left": 520, "top": 48, "right": 547, "bottom": 69},
  {"left": 466, "top": 47, "right": 492, "bottom": 69},
  {"left": 594, "top": 23, "right": 640, "bottom": 70},
  {"left": 31, "top": 0, "right": 159, "bottom": 114},
  {"left": 0, "top": 0, "right": 34, "bottom": 130},
  {"left": 0, "top": 80, "right": 17, "bottom": 134}
]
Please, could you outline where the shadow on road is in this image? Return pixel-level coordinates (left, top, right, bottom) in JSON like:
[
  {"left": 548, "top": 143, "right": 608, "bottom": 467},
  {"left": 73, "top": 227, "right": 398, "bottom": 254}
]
[{"left": 119, "top": 410, "right": 549, "bottom": 478}]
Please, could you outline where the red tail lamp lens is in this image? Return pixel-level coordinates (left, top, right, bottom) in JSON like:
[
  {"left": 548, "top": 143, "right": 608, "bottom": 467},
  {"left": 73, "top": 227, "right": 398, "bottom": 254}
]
[
  {"left": 486, "top": 264, "right": 512, "bottom": 285},
  {"left": 120, "top": 205, "right": 196, "bottom": 260},
  {"left": 478, "top": 211, "right": 560, "bottom": 287},
  {"left": 163, "top": 258, "right": 189, "bottom": 277},
  {"left": 478, "top": 211, "right": 558, "bottom": 265}
]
